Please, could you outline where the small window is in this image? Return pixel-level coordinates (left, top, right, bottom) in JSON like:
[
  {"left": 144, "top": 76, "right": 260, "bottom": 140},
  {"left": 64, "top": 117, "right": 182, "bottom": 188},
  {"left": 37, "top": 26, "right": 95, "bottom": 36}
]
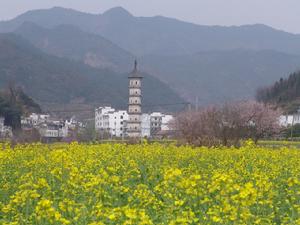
[
  {"left": 121, "top": 116, "right": 123, "bottom": 119},
  {"left": 136, "top": 81, "right": 138, "bottom": 85}
]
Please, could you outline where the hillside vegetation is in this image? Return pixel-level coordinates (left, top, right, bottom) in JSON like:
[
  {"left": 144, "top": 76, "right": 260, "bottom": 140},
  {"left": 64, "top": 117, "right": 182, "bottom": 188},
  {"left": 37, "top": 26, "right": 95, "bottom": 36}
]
[
  {"left": 15, "top": 22, "right": 134, "bottom": 72},
  {"left": 0, "top": 86, "right": 41, "bottom": 130},
  {"left": 141, "top": 51, "right": 300, "bottom": 104},
  {"left": 1, "top": 7, "right": 300, "bottom": 105},
  {"left": 257, "top": 71, "right": 300, "bottom": 113},
  {"left": 0, "top": 33, "right": 183, "bottom": 112}
]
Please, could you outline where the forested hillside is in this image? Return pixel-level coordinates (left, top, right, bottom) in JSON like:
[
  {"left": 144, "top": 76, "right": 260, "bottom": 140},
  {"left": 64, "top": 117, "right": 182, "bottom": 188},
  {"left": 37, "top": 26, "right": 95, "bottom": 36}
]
[
  {"left": 141, "top": 50, "right": 300, "bottom": 104},
  {"left": 0, "top": 86, "right": 41, "bottom": 130},
  {"left": 256, "top": 71, "right": 300, "bottom": 113},
  {"left": 0, "top": 33, "right": 184, "bottom": 112},
  {"left": 2, "top": 7, "right": 300, "bottom": 105},
  {"left": 15, "top": 22, "right": 134, "bottom": 72}
]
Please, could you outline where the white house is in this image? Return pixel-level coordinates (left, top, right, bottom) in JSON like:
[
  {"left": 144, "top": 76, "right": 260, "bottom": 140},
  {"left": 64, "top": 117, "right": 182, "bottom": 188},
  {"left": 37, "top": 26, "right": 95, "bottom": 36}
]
[
  {"left": 65, "top": 116, "right": 84, "bottom": 130},
  {"left": 95, "top": 106, "right": 128, "bottom": 138},
  {"left": 21, "top": 113, "right": 50, "bottom": 128},
  {"left": 140, "top": 112, "right": 174, "bottom": 137},
  {"left": 95, "top": 106, "right": 175, "bottom": 139},
  {"left": 161, "top": 114, "right": 174, "bottom": 131},
  {"left": 39, "top": 121, "right": 68, "bottom": 140},
  {"left": 21, "top": 113, "right": 69, "bottom": 141},
  {"left": 0, "top": 117, "right": 12, "bottom": 139},
  {"left": 0, "top": 117, "right": 5, "bottom": 133},
  {"left": 141, "top": 114, "right": 151, "bottom": 138},
  {"left": 148, "top": 112, "right": 174, "bottom": 136},
  {"left": 280, "top": 110, "right": 300, "bottom": 127}
]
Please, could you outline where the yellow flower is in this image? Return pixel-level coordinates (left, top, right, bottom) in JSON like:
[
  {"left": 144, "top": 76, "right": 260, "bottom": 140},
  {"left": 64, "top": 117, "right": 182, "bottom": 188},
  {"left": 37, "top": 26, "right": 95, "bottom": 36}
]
[{"left": 124, "top": 208, "right": 137, "bottom": 219}]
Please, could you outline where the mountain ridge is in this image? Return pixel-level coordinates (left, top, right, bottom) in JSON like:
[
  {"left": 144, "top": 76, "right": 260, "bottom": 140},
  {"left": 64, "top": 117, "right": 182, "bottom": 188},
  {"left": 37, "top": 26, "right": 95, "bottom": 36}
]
[
  {"left": 140, "top": 49, "right": 300, "bottom": 104},
  {"left": 1, "top": 7, "right": 300, "bottom": 56}
]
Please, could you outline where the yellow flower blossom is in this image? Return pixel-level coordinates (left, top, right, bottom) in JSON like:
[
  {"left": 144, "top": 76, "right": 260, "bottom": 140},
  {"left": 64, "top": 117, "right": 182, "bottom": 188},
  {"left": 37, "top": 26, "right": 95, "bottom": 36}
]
[{"left": 1, "top": 142, "right": 300, "bottom": 224}]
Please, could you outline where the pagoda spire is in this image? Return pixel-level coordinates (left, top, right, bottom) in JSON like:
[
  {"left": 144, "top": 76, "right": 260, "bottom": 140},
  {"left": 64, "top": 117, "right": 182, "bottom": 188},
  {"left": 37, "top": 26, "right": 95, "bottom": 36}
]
[{"left": 134, "top": 59, "right": 137, "bottom": 71}]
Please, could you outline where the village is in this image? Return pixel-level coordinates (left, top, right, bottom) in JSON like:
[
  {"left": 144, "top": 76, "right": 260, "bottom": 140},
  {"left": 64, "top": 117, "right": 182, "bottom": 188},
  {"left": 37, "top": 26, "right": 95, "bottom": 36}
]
[
  {"left": 0, "top": 59, "right": 299, "bottom": 142},
  {"left": 0, "top": 61, "right": 175, "bottom": 142}
]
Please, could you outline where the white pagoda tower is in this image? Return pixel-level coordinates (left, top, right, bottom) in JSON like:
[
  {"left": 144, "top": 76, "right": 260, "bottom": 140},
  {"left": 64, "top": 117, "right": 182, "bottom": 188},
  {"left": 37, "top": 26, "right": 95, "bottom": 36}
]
[{"left": 127, "top": 60, "right": 143, "bottom": 138}]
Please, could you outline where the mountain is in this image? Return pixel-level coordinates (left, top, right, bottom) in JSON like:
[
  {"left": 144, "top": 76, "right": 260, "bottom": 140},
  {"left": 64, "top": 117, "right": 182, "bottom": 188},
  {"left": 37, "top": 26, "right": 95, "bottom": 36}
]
[
  {"left": 1, "top": 7, "right": 300, "bottom": 56},
  {"left": 0, "top": 33, "right": 184, "bottom": 113},
  {"left": 2, "top": 7, "right": 300, "bottom": 106},
  {"left": 256, "top": 71, "right": 300, "bottom": 113},
  {"left": 14, "top": 22, "right": 134, "bottom": 72},
  {"left": 140, "top": 50, "right": 300, "bottom": 104}
]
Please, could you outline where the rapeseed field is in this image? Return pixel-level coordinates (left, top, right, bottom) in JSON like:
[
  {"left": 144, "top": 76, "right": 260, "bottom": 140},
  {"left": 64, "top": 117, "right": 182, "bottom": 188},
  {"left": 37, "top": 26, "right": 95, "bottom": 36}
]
[{"left": 1, "top": 141, "right": 300, "bottom": 224}]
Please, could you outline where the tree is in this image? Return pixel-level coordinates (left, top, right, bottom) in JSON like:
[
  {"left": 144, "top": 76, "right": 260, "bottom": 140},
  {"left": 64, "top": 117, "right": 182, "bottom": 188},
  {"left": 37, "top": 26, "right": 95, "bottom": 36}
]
[
  {"left": 256, "top": 70, "right": 300, "bottom": 113},
  {"left": 244, "top": 101, "right": 282, "bottom": 143},
  {"left": 78, "top": 121, "right": 96, "bottom": 142},
  {"left": 0, "top": 84, "right": 41, "bottom": 132},
  {"left": 175, "top": 101, "right": 282, "bottom": 146}
]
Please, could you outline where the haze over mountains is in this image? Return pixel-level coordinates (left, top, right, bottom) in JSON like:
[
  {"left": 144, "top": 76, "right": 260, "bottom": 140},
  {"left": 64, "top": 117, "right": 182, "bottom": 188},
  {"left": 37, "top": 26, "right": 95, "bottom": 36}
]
[
  {"left": 1, "top": 6, "right": 300, "bottom": 107},
  {"left": 0, "top": 33, "right": 183, "bottom": 112},
  {"left": 2, "top": 7, "right": 300, "bottom": 56},
  {"left": 15, "top": 22, "right": 134, "bottom": 72}
]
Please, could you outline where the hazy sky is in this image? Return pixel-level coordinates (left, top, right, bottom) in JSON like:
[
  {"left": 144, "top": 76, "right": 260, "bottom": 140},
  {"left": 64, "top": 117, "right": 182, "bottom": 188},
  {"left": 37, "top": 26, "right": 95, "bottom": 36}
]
[{"left": 1, "top": 0, "right": 300, "bottom": 33}]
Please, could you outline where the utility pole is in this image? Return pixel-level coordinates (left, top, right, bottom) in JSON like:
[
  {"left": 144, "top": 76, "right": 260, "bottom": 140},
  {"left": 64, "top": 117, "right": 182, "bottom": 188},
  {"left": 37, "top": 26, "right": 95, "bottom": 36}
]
[
  {"left": 188, "top": 103, "right": 192, "bottom": 111},
  {"left": 195, "top": 96, "right": 199, "bottom": 111}
]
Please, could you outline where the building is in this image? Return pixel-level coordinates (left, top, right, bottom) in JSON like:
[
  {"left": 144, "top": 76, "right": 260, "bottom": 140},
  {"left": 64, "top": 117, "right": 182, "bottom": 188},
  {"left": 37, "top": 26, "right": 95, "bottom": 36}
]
[
  {"left": 141, "top": 114, "right": 151, "bottom": 138},
  {"left": 65, "top": 116, "right": 85, "bottom": 130},
  {"left": 21, "top": 113, "right": 69, "bottom": 142},
  {"left": 127, "top": 60, "right": 143, "bottom": 138},
  {"left": 0, "top": 117, "right": 12, "bottom": 139},
  {"left": 95, "top": 106, "right": 128, "bottom": 138},
  {"left": 150, "top": 112, "right": 163, "bottom": 136},
  {"left": 149, "top": 112, "right": 174, "bottom": 137},
  {"left": 39, "top": 121, "right": 68, "bottom": 142},
  {"left": 161, "top": 114, "right": 174, "bottom": 131},
  {"left": 94, "top": 107, "right": 175, "bottom": 139},
  {"left": 21, "top": 113, "right": 50, "bottom": 129},
  {"left": 280, "top": 109, "right": 300, "bottom": 127}
]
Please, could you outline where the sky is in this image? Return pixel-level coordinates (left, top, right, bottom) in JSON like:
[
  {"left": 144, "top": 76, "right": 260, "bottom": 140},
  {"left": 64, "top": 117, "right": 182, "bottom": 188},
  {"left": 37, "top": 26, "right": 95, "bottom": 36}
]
[{"left": 1, "top": 0, "right": 300, "bottom": 34}]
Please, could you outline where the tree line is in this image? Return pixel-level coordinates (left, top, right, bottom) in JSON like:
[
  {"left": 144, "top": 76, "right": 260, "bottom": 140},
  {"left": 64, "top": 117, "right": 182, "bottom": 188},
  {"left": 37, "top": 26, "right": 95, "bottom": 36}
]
[{"left": 256, "top": 71, "right": 300, "bottom": 112}]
